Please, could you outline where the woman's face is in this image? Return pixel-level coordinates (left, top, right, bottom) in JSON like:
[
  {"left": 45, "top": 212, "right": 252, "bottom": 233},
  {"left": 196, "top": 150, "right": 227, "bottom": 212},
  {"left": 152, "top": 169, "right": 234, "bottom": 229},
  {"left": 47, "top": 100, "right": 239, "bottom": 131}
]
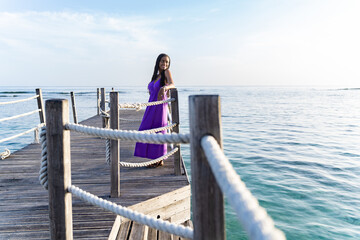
[{"left": 159, "top": 56, "right": 170, "bottom": 71}]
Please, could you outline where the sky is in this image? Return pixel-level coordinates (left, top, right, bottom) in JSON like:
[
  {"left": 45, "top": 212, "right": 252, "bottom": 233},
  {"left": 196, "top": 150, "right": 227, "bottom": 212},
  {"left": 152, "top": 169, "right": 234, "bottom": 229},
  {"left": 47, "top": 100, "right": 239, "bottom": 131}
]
[{"left": 0, "top": 0, "right": 359, "bottom": 87}]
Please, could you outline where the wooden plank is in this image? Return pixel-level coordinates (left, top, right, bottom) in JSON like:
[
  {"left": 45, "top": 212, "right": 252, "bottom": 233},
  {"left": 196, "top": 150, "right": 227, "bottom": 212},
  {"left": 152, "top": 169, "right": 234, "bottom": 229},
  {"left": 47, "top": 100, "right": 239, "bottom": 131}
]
[
  {"left": 128, "top": 221, "right": 148, "bottom": 240},
  {"left": 108, "top": 216, "right": 121, "bottom": 240},
  {"left": 116, "top": 221, "right": 131, "bottom": 240},
  {"left": 147, "top": 227, "right": 157, "bottom": 240}
]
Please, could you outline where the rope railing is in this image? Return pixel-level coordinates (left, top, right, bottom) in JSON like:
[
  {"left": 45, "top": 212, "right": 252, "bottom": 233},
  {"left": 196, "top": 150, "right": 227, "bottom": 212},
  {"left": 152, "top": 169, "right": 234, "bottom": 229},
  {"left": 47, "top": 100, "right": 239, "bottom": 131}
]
[
  {"left": 118, "top": 98, "right": 175, "bottom": 111},
  {"left": 200, "top": 135, "right": 286, "bottom": 240},
  {"left": 65, "top": 123, "right": 190, "bottom": 144},
  {"left": 0, "top": 109, "right": 41, "bottom": 123},
  {"left": 119, "top": 147, "right": 178, "bottom": 168},
  {"left": 0, "top": 94, "right": 39, "bottom": 105},
  {"left": 68, "top": 185, "right": 193, "bottom": 239},
  {"left": 0, "top": 123, "right": 45, "bottom": 144}
]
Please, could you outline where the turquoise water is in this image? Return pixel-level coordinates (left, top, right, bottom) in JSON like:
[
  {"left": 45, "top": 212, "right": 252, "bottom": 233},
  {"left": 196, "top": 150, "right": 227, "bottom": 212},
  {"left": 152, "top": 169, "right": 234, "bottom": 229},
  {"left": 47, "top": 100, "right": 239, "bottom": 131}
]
[{"left": 1, "top": 86, "right": 359, "bottom": 239}]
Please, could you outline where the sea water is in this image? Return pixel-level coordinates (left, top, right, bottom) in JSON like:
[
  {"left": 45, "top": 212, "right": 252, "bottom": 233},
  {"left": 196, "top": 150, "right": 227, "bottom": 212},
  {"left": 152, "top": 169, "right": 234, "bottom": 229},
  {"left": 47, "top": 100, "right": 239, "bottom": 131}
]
[{"left": 1, "top": 86, "right": 359, "bottom": 239}]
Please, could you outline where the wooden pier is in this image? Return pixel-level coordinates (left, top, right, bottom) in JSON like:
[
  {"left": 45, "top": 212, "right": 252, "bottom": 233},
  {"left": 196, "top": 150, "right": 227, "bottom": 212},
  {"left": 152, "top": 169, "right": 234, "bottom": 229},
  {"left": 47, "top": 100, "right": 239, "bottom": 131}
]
[
  {"left": 0, "top": 109, "right": 191, "bottom": 239},
  {"left": 1, "top": 88, "right": 269, "bottom": 240}
]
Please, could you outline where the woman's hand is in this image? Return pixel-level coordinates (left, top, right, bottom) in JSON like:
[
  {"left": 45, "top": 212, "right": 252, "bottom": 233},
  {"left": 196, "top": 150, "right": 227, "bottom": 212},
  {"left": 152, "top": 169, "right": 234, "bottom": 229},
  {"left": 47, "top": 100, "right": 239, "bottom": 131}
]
[{"left": 157, "top": 86, "right": 167, "bottom": 100}]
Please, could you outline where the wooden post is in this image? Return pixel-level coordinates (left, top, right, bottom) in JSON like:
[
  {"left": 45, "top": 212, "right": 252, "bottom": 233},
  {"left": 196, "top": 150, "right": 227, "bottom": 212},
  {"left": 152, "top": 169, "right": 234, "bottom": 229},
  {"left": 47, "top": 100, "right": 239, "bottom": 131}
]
[
  {"left": 70, "top": 92, "right": 77, "bottom": 124},
  {"left": 110, "top": 91, "right": 120, "bottom": 197},
  {"left": 36, "top": 88, "right": 45, "bottom": 124},
  {"left": 101, "top": 88, "right": 106, "bottom": 128},
  {"left": 189, "top": 95, "right": 225, "bottom": 240},
  {"left": 170, "top": 89, "right": 181, "bottom": 175},
  {"left": 46, "top": 99, "right": 73, "bottom": 239},
  {"left": 97, "top": 88, "right": 100, "bottom": 115}
]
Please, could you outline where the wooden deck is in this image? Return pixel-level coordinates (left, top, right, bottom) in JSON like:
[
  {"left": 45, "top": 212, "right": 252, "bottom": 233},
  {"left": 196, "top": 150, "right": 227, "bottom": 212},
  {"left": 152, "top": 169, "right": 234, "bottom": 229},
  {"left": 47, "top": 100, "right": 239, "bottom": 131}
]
[{"left": 0, "top": 110, "right": 190, "bottom": 239}]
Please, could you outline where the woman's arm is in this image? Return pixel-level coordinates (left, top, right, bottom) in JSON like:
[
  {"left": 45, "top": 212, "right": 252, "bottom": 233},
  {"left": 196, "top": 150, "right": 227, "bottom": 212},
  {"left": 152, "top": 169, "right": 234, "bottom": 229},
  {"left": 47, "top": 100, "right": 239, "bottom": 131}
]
[{"left": 158, "top": 69, "right": 175, "bottom": 100}]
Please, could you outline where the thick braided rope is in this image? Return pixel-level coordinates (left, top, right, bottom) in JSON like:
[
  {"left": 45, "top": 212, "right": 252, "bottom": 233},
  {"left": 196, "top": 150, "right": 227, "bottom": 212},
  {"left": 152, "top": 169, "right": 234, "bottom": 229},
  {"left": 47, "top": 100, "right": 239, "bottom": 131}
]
[
  {"left": 118, "top": 98, "right": 174, "bottom": 111},
  {"left": 0, "top": 149, "right": 11, "bottom": 160},
  {"left": 140, "top": 123, "right": 177, "bottom": 134},
  {"left": 106, "top": 139, "right": 111, "bottom": 165},
  {"left": 119, "top": 117, "right": 141, "bottom": 122},
  {"left": 68, "top": 185, "right": 193, "bottom": 239},
  {"left": 65, "top": 123, "right": 190, "bottom": 144},
  {"left": 39, "top": 126, "right": 48, "bottom": 189},
  {"left": 0, "top": 94, "right": 39, "bottom": 105},
  {"left": 0, "top": 109, "right": 41, "bottom": 122},
  {"left": 201, "top": 136, "right": 286, "bottom": 240},
  {"left": 120, "top": 147, "right": 178, "bottom": 168},
  {"left": 0, "top": 123, "right": 45, "bottom": 144}
]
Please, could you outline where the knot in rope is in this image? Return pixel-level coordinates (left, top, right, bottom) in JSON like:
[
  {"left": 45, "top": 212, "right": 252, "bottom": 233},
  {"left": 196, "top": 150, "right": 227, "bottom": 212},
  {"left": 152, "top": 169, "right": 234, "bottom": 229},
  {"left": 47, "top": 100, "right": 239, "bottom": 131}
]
[{"left": 0, "top": 149, "right": 10, "bottom": 160}]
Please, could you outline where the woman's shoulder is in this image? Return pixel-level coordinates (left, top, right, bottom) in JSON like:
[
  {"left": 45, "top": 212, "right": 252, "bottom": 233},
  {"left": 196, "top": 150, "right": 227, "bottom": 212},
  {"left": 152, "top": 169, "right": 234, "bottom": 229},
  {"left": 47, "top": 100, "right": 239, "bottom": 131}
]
[{"left": 164, "top": 69, "right": 172, "bottom": 78}]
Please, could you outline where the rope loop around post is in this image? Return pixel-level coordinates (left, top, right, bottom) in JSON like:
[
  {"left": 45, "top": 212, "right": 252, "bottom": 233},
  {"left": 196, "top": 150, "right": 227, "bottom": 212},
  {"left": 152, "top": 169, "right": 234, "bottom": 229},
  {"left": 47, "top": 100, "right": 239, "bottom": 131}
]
[
  {"left": 39, "top": 126, "right": 48, "bottom": 189},
  {"left": 200, "top": 135, "right": 286, "bottom": 240}
]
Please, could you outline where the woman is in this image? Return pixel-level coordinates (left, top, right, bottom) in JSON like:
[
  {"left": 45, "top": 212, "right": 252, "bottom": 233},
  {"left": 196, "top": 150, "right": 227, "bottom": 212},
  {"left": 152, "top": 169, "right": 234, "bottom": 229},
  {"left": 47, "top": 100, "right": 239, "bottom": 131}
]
[{"left": 134, "top": 53, "right": 175, "bottom": 166}]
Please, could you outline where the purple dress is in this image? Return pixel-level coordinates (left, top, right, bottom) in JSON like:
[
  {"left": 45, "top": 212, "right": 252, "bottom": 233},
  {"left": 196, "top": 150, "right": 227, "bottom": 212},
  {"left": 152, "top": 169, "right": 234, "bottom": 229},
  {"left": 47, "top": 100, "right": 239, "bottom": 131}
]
[{"left": 134, "top": 79, "right": 168, "bottom": 159}]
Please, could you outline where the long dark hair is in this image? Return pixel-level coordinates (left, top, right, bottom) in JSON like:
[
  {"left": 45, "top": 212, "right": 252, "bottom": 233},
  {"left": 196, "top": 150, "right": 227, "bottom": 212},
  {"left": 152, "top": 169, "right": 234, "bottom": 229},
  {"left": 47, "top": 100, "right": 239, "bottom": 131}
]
[{"left": 150, "top": 53, "right": 170, "bottom": 87}]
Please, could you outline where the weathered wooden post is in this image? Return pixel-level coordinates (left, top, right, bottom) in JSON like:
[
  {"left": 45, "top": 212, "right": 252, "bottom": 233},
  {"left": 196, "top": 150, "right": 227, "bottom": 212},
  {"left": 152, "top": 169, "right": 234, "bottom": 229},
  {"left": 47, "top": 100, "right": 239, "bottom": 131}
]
[
  {"left": 36, "top": 88, "right": 45, "bottom": 124},
  {"left": 97, "top": 88, "right": 100, "bottom": 115},
  {"left": 46, "top": 99, "right": 73, "bottom": 239},
  {"left": 101, "top": 88, "right": 106, "bottom": 128},
  {"left": 34, "top": 88, "right": 45, "bottom": 143},
  {"left": 170, "top": 89, "right": 181, "bottom": 175},
  {"left": 110, "top": 91, "right": 120, "bottom": 197},
  {"left": 70, "top": 92, "right": 78, "bottom": 124},
  {"left": 189, "top": 95, "right": 225, "bottom": 240}
]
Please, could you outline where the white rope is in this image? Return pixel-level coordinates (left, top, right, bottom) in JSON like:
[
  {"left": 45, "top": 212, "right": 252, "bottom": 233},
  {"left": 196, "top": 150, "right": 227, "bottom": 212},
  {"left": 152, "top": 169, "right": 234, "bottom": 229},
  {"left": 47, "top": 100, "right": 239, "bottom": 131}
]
[
  {"left": 140, "top": 123, "right": 177, "bottom": 134},
  {"left": 106, "top": 139, "right": 111, "bottom": 165},
  {"left": 39, "top": 126, "right": 48, "bottom": 189},
  {"left": 0, "top": 109, "right": 41, "bottom": 122},
  {"left": 119, "top": 117, "right": 141, "bottom": 122},
  {"left": 201, "top": 135, "right": 286, "bottom": 240},
  {"left": 0, "top": 94, "right": 39, "bottom": 105},
  {"left": 120, "top": 147, "right": 178, "bottom": 168},
  {"left": 100, "top": 109, "right": 109, "bottom": 117},
  {"left": 68, "top": 185, "right": 193, "bottom": 239},
  {"left": 119, "top": 98, "right": 174, "bottom": 111},
  {"left": 65, "top": 123, "right": 190, "bottom": 144},
  {"left": 0, "top": 149, "right": 11, "bottom": 160},
  {"left": 0, "top": 123, "right": 45, "bottom": 144}
]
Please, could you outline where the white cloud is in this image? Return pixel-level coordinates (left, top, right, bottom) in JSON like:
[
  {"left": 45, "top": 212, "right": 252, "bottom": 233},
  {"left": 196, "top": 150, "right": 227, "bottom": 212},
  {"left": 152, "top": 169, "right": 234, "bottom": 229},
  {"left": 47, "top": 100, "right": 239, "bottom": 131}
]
[{"left": 0, "top": 11, "right": 167, "bottom": 85}]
